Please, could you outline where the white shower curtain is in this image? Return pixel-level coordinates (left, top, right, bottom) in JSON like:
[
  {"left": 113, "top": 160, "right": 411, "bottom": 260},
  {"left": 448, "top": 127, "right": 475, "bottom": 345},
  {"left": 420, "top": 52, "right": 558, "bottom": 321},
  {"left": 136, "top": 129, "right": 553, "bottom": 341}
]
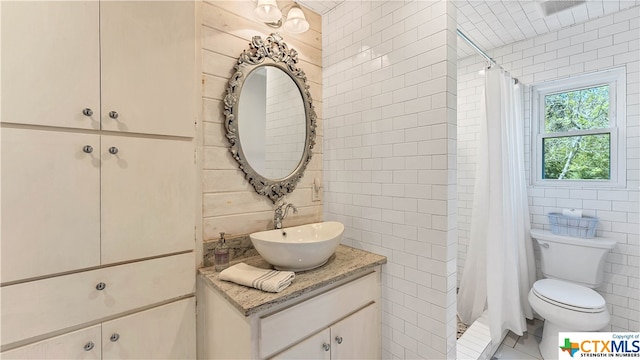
[{"left": 457, "top": 68, "right": 536, "bottom": 344}]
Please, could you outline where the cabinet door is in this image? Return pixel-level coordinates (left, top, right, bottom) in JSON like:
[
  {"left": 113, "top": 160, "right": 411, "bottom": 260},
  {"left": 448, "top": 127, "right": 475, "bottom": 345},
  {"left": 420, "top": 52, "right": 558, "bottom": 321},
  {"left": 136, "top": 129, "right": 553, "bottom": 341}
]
[
  {"left": 0, "top": 128, "right": 101, "bottom": 283},
  {"left": 331, "top": 303, "right": 380, "bottom": 360},
  {"left": 271, "top": 329, "right": 331, "bottom": 360},
  {"left": 102, "top": 298, "right": 196, "bottom": 360},
  {"left": 1, "top": 325, "right": 101, "bottom": 360},
  {"left": 100, "top": 1, "right": 195, "bottom": 137},
  {"left": 100, "top": 136, "right": 195, "bottom": 264},
  {"left": 1, "top": 1, "right": 100, "bottom": 129}
]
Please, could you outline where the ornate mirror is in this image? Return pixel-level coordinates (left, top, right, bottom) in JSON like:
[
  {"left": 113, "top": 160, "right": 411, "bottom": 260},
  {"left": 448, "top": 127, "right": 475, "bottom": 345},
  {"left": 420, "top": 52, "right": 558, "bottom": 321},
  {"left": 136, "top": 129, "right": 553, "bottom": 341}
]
[{"left": 224, "top": 33, "right": 317, "bottom": 203}]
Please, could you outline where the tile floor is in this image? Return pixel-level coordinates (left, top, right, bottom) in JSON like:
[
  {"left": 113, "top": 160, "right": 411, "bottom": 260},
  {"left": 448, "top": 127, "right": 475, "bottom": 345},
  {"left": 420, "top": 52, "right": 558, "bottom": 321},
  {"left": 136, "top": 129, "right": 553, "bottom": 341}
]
[{"left": 492, "top": 318, "right": 544, "bottom": 360}]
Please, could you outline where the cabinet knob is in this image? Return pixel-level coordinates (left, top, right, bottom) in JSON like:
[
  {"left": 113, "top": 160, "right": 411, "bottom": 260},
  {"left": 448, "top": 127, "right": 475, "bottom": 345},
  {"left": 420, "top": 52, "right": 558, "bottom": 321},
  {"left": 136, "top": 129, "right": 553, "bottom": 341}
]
[
  {"left": 96, "top": 282, "right": 106, "bottom": 291},
  {"left": 322, "top": 343, "right": 330, "bottom": 352},
  {"left": 82, "top": 108, "right": 93, "bottom": 117},
  {"left": 110, "top": 333, "right": 120, "bottom": 342},
  {"left": 335, "top": 336, "right": 343, "bottom": 344},
  {"left": 84, "top": 341, "right": 95, "bottom": 351},
  {"left": 108, "top": 147, "right": 118, "bottom": 155},
  {"left": 83, "top": 145, "right": 94, "bottom": 154},
  {"left": 109, "top": 111, "right": 119, "bottom": 119}
]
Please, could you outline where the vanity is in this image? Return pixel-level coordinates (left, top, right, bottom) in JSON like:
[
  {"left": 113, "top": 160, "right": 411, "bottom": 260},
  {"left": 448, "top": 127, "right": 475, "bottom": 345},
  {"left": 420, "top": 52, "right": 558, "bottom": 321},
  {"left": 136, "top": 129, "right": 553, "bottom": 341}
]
[{"left": 197, "top": 245, "right": 386, "bottom": 359}]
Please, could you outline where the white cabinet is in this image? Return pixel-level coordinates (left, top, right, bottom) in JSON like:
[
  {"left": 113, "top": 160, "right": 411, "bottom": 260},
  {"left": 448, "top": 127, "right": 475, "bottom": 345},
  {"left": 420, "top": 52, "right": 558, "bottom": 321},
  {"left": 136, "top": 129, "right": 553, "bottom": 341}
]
[
  {"left": 272, "top": 329, "right": 331, "bottom": 360},
  {"left": 100, "top": 1, "right": 196, "bottom": 137},
  {"left": 198, "top": 269, "right": 382, "bottom": 360},
  {"left": 0, "top": 326, "right": 101, "bottom": 360},
  {"left": 102, "top": 298, "right": 196, "bottom": 360},
  {"left": 272, "top": 303, "right": 378, "bottom": 360},
  {"left": 0, "top": 2, "right": 197, "bottom": 358},
  {"left": 1, "top": 253, "right": 194, "bottom": 347},
  {"left": 0, "top": 1, "right": 100, "bottom": 130},
  {"left": 100, "top": 135, "right": 195, "bottom": 264},
  {"left": 1, "top": 129, "right": 101, "bottom": 282},
  {"left": 3, "top": 298, "right": 195, "bottom": 360},
  {"left": 328, "top": 303, "right": 379, "bottom": 359},
  {"left": 1, "top": 128, "right": 195, "bottom": 283},
  {"left": 1, "top": 1, "right": 195, "bottom": 137}
]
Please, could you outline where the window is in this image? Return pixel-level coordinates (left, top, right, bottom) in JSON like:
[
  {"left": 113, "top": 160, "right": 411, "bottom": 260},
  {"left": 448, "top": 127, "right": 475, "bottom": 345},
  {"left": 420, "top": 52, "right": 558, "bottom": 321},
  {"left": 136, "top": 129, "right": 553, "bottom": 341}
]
[{"left": 531, "top": 67, "right": 626, "bottom": 187}]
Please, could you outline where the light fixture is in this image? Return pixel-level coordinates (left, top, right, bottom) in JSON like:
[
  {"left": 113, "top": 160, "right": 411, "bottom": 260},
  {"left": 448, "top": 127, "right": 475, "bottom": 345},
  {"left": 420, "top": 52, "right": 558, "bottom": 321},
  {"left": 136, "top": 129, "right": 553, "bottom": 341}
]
[
  {"left": 283, "top": 5, "right": 309, "bottom": 34},
  {"left": 254, "top": 0, "right": 282, "bottom": 23},
  {"left": 254, "top": 1, "right": 310, "bottom": 34}
]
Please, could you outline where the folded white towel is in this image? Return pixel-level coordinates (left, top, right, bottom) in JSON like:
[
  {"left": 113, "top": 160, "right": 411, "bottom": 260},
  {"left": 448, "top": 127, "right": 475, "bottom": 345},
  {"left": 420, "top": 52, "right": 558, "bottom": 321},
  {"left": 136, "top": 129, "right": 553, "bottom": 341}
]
[{"left": 219, "top": 263, "right": 295, "bottom": 293}]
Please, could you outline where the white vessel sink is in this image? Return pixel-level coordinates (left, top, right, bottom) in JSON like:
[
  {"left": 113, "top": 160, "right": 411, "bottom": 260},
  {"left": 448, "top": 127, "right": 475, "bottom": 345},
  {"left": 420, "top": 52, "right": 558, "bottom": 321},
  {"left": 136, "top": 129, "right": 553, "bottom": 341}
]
[{"left": 250, "top": 221, "right": 344, "bottom": 272}]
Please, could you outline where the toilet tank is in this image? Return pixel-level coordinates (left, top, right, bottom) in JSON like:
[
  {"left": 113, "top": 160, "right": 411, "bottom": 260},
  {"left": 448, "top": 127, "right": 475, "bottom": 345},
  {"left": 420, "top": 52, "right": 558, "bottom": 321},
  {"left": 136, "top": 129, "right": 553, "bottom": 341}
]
[{"left": 531, "top": 229, "right": 616, "bottom": 288}]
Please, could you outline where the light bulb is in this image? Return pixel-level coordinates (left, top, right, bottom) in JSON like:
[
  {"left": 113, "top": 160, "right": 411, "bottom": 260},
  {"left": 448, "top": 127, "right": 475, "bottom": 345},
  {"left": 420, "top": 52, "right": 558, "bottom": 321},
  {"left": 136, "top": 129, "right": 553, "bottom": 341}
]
[
  {"left": 283, "top": 6, "right": 309, "bottom": 34},
  {"left": 255, "top": 0, "right": 282, "bottom": 23}
]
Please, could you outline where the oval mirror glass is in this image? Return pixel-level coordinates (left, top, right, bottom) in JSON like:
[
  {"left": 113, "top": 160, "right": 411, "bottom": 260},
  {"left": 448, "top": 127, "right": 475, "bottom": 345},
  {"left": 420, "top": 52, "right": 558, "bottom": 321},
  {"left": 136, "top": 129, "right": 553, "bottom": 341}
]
[
  {"left": 224, "top": 33, "right": 317, "bottom": 203},
  {"left": 238, "top": 66, "right": 306, "bottom": 179}
]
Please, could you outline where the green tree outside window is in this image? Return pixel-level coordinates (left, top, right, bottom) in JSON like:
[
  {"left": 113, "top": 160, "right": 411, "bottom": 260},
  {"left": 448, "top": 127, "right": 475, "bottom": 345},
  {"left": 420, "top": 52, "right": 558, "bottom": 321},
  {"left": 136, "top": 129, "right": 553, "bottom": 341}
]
[{"left": 542, "top": 85, "right": 611, "bottom": 180}]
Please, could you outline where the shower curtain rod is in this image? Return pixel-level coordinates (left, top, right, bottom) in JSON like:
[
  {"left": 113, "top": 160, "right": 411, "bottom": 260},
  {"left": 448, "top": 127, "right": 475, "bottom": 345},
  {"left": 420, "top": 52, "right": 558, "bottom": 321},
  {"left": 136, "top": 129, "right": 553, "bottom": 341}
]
[
  {"left": 456, "top": 29, "right": 497, "bottom": 65},
  {"left": 456, "top": 29, "right": 519, "bottom": 84}
]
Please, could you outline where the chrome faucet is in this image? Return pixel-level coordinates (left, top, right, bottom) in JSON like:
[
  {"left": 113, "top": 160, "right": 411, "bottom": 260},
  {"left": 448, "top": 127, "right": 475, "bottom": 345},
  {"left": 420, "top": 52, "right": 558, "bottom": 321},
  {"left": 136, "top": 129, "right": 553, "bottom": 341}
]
[{"left": 274, "top": 202, "right": 298, "bottom": 229}]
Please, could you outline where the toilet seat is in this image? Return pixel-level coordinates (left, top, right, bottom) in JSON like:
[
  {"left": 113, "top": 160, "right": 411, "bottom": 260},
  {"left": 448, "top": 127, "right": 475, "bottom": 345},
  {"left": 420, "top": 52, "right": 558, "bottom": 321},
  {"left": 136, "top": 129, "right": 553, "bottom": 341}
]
[{"left": 532, "top": 279, "right": 606, "bottom": 313}]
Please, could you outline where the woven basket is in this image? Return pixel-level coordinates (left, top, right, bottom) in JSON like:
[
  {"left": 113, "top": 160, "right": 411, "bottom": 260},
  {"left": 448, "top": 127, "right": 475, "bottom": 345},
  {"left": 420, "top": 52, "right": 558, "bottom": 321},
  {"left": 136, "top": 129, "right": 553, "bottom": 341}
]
[{"left": 547, "top": 212, "right": 598, "bottom": 238}]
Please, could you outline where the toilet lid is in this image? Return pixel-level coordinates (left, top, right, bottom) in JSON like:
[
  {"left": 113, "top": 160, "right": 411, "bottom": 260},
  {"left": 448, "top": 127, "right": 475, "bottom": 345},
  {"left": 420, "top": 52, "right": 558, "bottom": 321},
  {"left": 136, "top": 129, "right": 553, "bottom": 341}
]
[{"left": 533, "top": 279, "right": 605, "bottom": 310}]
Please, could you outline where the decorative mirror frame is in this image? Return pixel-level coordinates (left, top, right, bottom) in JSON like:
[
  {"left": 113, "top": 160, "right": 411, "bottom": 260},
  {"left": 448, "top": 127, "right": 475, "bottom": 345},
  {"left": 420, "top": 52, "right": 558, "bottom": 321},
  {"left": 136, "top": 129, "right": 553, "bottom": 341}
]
[{"left": 224, "top": 33, "right": 317, "bottom": 203}]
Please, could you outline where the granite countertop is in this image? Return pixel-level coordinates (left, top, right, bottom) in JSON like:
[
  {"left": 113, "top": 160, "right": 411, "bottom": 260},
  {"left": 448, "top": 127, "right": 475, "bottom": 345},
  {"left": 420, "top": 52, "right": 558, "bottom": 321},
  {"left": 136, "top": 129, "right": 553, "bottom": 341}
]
[{"left": 198, "top": 244, "right": 387, "bottom": 317}]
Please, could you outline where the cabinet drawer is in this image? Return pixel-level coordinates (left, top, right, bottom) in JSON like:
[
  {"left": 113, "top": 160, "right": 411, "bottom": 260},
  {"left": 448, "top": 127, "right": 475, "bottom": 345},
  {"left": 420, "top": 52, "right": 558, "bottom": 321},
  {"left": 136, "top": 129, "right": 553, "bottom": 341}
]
[
  {"left": 1, "top": 325, "right": 101, "bottom": 360},
  {"left": 2, "top": 299, "right": 195, "bottom": 360},
  {"left": 1, "top": 253, "right": 194, "bottom": 347},
  {"left": 259, "top": 271, "right": 379, "bottom": 358}
]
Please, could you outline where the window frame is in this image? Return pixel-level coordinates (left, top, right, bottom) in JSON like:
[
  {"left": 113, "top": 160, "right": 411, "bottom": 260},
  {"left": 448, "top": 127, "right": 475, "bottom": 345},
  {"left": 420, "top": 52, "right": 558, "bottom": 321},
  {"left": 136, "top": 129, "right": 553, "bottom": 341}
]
[{"left": 530, "top": 67, "right": 626, "bottom": 188}]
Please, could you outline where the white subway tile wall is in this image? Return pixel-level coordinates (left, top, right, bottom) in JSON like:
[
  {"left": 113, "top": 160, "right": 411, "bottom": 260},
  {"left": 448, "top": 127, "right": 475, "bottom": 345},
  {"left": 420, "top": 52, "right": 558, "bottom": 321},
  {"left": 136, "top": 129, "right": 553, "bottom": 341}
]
[
  {"left": 457, "top": 6, "right": 640, "bottom": 332},
  {"left": 323, "top": 1, "right": 458, "bottom": 358},
  {"left": 264, "top": 68, "right": 308, "bottom": 179}
]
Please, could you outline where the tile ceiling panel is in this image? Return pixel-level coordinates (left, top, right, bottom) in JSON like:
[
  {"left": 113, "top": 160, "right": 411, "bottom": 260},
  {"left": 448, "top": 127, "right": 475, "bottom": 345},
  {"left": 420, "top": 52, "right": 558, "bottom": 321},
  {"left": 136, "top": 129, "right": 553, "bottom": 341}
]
[
  {"left": 299, "top": 0, "right": 639, "bottom": 59},
  {"left": 456, "top": 0, "right": 640, "bottom": 59},
  {"left": 298, "top": 0, "right": 343, "bottom": 14}
]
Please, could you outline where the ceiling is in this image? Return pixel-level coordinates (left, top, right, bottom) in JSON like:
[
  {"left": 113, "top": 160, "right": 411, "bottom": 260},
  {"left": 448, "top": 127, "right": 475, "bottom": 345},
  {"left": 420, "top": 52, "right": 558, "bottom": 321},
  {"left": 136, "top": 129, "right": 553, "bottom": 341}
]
[
  {"left": 298, "top": 0, "right": 344, "bottom": 14},
  {"left": 298, "top": 0, "right": 640, "bottom": 58}
]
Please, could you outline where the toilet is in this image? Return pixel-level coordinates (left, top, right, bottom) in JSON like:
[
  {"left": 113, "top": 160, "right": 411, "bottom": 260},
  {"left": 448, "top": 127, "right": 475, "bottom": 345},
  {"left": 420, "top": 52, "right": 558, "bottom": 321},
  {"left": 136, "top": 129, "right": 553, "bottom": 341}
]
[{"left": 528, "top": 229, "right": 616, "bottom": 360}]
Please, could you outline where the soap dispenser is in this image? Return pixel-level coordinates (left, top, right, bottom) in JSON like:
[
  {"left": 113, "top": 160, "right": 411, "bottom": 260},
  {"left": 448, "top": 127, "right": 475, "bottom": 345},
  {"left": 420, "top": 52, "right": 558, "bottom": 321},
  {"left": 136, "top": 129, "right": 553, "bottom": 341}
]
[{"left": 214, "top": 232, "right": 229, "bottom": 272}]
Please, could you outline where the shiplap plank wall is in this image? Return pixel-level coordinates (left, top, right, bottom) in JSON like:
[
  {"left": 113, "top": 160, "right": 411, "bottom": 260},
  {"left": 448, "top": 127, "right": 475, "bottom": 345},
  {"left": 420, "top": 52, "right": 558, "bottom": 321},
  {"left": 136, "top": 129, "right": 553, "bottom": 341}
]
[{"left": 201, "top": 1, "right": 323, "bottom": 240}]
